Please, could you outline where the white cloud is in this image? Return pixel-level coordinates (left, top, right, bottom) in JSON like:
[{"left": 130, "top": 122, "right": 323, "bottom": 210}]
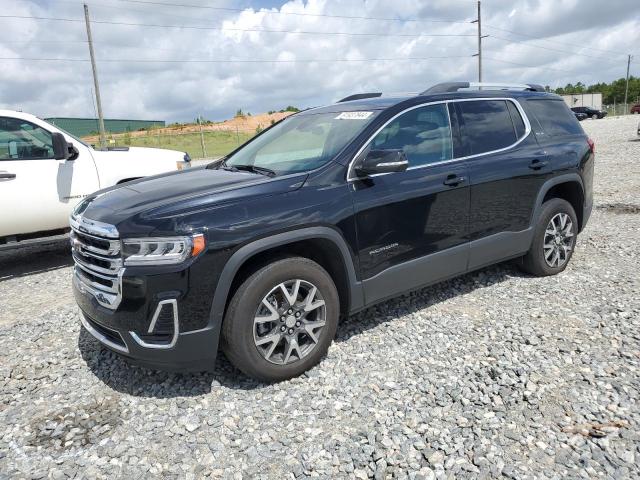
[{"left": 0, "top": 0, "right": 638, "bottom": 121}]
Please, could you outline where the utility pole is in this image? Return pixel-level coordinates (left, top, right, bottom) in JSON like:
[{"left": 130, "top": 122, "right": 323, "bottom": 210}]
[
  {"left": 471, "top": 1, "right": 488, "bottom": 83},
  {"left": 198, "top": 115, "right": 207, "bottom": 158},
  {"left": 624, "top": 54, "right": 632, "bottom": 115},
  {"left": 84, "top": 3, "right": 106, "bottom": 148}
]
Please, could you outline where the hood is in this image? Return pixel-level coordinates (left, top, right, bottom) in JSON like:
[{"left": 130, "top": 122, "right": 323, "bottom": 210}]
[
  {"left": 80, "top": 166, "right": 306, "bottom": 227},
  {"left": 90, "top": 146, "right": 187, "bottom": 162}
]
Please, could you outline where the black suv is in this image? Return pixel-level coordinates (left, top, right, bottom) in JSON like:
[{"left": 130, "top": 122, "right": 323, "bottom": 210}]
[
  {"left": 571, "top": 106, "right": 607, "bottom": 119},
  {"left": 71, "top": 82, "right": 594, "bottom": 381}
]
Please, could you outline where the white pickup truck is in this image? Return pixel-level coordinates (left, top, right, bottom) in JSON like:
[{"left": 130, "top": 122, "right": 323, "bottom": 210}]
[{"left": 0, "top": 110, "right": 190, "bottom": 249}]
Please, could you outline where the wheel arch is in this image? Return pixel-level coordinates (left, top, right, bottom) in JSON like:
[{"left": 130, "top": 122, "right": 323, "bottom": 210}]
[
  {"left": 209, "top": 227, "right": 364, "bottom": 332},
  {"left": 532, "top": 174, "right": 585, "bottom": 232}
]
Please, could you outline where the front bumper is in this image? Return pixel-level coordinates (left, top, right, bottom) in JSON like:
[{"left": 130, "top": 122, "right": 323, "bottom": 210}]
[{"left": 73, "top": 268, "right": 219, "bottom": 372}]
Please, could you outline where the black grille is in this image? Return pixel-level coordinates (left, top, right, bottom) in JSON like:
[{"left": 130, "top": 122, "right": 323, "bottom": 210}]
[
  {"left": 154, "top": 304, "right": 175, "bottom": 335},
  {"left": 84, "top": 315, "right": 127, "bottom": 349}
]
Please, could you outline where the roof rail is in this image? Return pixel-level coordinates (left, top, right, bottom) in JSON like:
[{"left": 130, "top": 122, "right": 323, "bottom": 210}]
[
  {"left": 338, "top": 92, "right": 382, "bottom": 103},
  {"left": 421, "top": 82, "right": 546, "bottom": 94}
]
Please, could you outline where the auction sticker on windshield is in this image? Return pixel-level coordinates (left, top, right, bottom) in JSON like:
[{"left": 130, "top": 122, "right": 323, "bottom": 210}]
[{"left": 335, "top": 111, "right": 373, "bottom": 120}]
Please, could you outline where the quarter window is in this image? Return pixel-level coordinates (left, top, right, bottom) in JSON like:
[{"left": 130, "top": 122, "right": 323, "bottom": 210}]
[
  {"left": 527, "top": 99, "right": 584, "bottom": 137},
  {"left": 458, "top": 100, "right": 518, "bottom": 155},
  {"left": 368, "top": 103, "right": 452, "bottom": 168},
  {"left": 0, "top": 117, "right": 54, "bottom": 160}
]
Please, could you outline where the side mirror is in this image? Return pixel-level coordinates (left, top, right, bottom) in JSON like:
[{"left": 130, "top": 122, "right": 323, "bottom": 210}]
[
  {"left": 52, "top": 132, "right": 75, "bottom": 160},
  {"left": 355, "top": 149, "right": 409, "bottom": 176}
]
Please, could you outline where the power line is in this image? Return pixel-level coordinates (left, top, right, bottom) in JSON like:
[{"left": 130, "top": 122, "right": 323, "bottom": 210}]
[
  {"left": 483, "top": 24, "right": 624, "bottom": 56},
  {"left": 0, "top": 14, "right": 475, "bottom": 38},
  {"left": 488, "top": 35, "right": 623, "bottom": 61},
  {"left": 0, "top": 55, "right": 474, "bottom": 64},
  {"left": 483, "top": 56, "right": 606, "bottom": 75},
  {"left": 116, "top": 0, "right": 473, "bottom": 25},
  {"left": 12, "top": 0, "right": 474, "bottom": 25},
  {"left": 0, "top": 39, "right": 88, "bottom": 43},
  {"left": 14, "top": 0, "right": 472, "bottom": 25}
]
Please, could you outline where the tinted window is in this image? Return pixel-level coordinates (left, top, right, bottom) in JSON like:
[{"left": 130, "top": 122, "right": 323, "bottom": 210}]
[
  {"left": 528, "top": 99, "right": 583, "bottom": 137},
  {"left": 459, "top": 100, "right": 517, "bottom": 155},
  {"left": 369, "top": 103, "right": 452, "bottom": 167},
  {"left": 507, "top": 101, "right": 526, "bottom": 139},
  {"left": 0, "top": 117, "right": 54, "bottom": 160}
]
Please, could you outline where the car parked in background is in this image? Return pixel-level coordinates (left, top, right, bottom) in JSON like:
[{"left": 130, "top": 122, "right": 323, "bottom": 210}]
[
  {"left": 574, "top": 112, "right": 588, "bottom": 121},
  {"left": 571, "top": 106, "right": 607, "bottom": 119},
  {"left": 0, "top": 110, "right": 191, "bottom": 249},
  {"left": 70, "top": 81, "right": 595, "bottom": 382},
  {"left": 631, "top": 104, "right": 640, "bottom": 114}
]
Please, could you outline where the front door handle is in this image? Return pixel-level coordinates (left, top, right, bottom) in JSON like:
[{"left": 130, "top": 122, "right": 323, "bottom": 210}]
[
  {"left": 528, "top": 159, "right": 549, "bottom": 170},
  {"left": 443, "top": 174, "right": 466, "bottom": 186},
  {"left": 0, "top": 172, "right": 17, "bottom": 180}
]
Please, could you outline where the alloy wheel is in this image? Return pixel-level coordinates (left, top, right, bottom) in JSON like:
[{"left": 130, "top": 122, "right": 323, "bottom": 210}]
[
  {"left": 543, "top": 212, "right": 574, "bottom": 268},
  {"left": 253, "top": 279, "right": 326, "bottom": 365}
]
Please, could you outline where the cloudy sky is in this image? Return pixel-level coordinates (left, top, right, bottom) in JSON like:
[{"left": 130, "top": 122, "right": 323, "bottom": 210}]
[{"left": 1, "top": 0, "right": 639, "bottom": 122}]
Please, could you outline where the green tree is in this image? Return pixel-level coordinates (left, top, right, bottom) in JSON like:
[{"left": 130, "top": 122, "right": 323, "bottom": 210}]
[{"left": 554, "top": 76, "right": 640, "bottom": 106}]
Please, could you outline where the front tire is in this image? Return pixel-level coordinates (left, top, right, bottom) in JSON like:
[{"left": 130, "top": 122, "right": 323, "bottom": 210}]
[
  {"left": 519, "top": 198, "right": 578, "bottom": 277},
  {"left": 221, "top": 257, "right": 339, "bottom": 382}
]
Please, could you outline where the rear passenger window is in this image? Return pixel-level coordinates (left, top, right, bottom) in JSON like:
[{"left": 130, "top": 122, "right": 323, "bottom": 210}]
[
  {"left": 527, "top": 99, "right": 583, "bottom": 137},
  {"left": 507, "top": 101, "right": 526, "bottom": 139},
  {"left": 458, "top": 100, "right": 518, "bottom": 155}
]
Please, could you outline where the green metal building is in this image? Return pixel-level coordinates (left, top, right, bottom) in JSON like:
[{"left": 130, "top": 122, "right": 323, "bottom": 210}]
[{"left": 45, "top": 117, "right": 165, "bottom": 137}]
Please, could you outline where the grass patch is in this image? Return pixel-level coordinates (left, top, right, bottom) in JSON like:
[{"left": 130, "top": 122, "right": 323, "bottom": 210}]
[{"left": 110, "top": 130, "right": 254, "bottom": 158}]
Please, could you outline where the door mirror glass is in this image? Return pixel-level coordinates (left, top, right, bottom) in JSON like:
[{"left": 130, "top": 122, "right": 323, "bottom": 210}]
[{"left": 355, "top": 149, "right": 409, "bottom": 176}]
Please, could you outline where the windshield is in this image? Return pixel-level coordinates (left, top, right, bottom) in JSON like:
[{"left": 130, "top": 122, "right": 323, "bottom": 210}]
[
  {"left": 224, "top": 110, "right": 379, "bottom": 175},
  {"left": 43, "top": 120, "right": 90, "bottom": 148}
]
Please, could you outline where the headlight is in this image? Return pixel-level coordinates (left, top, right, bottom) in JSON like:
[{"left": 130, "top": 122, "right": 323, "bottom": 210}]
[{"left": 122, "top": 234, "right": 205, "bottom": 266}]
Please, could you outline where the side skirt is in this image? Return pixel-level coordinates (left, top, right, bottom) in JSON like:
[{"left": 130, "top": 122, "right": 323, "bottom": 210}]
[{"left": 359, "top": 228, "right": 534, "bottom": 309}]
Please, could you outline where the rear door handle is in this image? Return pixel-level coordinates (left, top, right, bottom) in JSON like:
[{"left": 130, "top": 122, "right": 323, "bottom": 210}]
[
  {"left": 443, "top": 174, "right": 466, "bottom": 186},
  {"left": 528, "top": 159, "right": 549, "bottom": 170},
  {"left": 0, "top": 172, "right": 16, "bottom": 180}
]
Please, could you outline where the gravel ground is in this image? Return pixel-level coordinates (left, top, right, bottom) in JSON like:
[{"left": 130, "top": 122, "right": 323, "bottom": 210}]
[{"left": 1, "top": 116, "right": 639, "bottom": 479}]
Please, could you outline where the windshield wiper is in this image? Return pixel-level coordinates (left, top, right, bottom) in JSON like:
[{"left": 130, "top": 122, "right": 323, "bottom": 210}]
[{"left": 230, "top": 164, "right": 277, "bottom": 177}]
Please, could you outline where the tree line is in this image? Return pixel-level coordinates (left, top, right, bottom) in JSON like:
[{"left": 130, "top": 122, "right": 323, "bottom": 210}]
[{"left": 549, "top": 76, "right": 640, "bottom": 105}]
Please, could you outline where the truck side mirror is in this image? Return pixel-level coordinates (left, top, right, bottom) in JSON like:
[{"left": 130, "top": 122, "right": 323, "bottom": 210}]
[{"left": 52, "top": 132, "right": 73, "bottom": 160}]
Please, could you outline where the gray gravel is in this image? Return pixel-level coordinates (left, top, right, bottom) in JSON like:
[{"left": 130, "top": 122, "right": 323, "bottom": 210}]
[{"left": 1, "top": 115, "right": 639, "bottom": 479}]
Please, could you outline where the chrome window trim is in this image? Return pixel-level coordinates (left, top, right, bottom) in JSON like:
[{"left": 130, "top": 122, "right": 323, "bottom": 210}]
[
  {"left": 346, "top": 97, "right": 532, "bottom": 182},
  {"left": 80, "top": 314, "right": 129, "bottom": 354},
  {"left": 129, "top": 299, "right": 179, "bottom": 350}
]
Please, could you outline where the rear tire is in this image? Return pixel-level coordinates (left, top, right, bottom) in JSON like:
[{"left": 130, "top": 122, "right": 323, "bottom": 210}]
[
  {"left": 221, "top": 257, "right": 339, "bottom": 382},
  {"left": 519, "top": 198, "right": 578, "bottom": 277}
]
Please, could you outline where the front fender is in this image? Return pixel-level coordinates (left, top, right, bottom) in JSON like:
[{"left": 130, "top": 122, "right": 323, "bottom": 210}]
[{"left": 208, "top": 226, "right": 364, "bottom": 335}]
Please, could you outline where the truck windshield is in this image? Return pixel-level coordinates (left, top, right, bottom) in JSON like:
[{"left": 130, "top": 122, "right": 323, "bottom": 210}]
[
  {"left": 43, "top": 121, "right": 90, "bottom": 148},
  {"left": 224, "top": 110, "right": 379, "bottom": 175}
]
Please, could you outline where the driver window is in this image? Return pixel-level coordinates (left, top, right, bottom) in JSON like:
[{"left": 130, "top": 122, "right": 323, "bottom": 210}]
[
  {"left": 370, "top": 103, "right": 452, "bottom": 167},
  {"left": 0, "top": 117, "right": 54, "bottom": 160}
]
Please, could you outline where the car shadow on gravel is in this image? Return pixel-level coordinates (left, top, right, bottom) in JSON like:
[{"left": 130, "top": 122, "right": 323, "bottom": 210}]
[
  {"left": 335, "top": 262, "right": 526, "bottom": 343},
  {"left": 78, "top": 329, "right": 264, "bottom": 397},
  {"left": 78, "top": 261, "right": 527, "bottom": 397},
  {"left": 0, "top": 240, "right": 72, "bottom": 281}
]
